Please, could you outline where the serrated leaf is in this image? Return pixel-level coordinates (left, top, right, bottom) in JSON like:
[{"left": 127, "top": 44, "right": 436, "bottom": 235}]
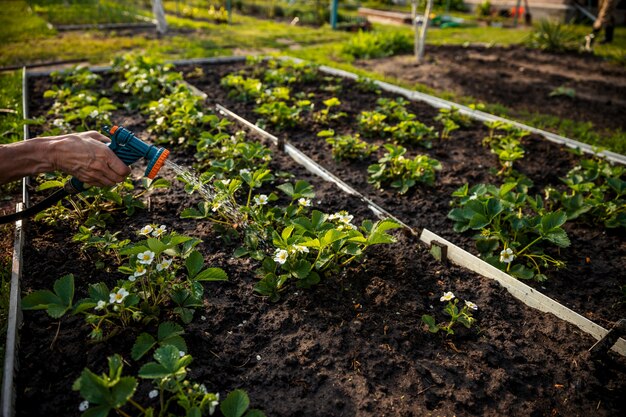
[
  {"left": 421, "top": 315, "right": 439, "bottom": 333},
  {"left": 53, "top": 274, "right": 74, "bottom": 307},
  {"left": 131, "top": 333, "right": 156, "bottom": 361},
  {"left": 186, "top": 250, "right": 204, "bottom": 279},
  {"left": 541, "top": 211, "right": 567, "bottom": 233},
  {"left": 138, "top": 362, "right": 170, "bottom": 379},
  {"left": 291, "top": 259, "right": 312, "bottom": 279},
  {"left": 146, "top": 238, "right": 166, "bottom": 255},
  {"left": 194, "top": 267, "right": 228, "bottom": 281},
  {"left": 543, "top": 229, "right": 571, "bottom": 248},
  {"left": 509, "top": 264, "right": 535, "bottom": 280},
  {"left": 21, "top": 290, "right": 60, "bottom": 311},
  {"left": 88, "top": 282, "right": 109, "bottom": 301},
  {"left": 221, "top": 389, "right": 250, "bottom": 417},
  {"left": 110, "top": 377, "right": 137, "bottom": 407},
  {"left": 276, "top": 183, "right": 294, "bottom": 196}
]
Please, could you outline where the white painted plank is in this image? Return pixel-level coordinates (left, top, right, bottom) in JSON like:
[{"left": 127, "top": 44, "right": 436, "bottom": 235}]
[{"left": 420, "top": 228, "right": 626, "bottom": 356}]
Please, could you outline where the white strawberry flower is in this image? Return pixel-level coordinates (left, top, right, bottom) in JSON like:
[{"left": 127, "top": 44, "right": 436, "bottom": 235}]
[
  {"left": 440, "top": 291, "right": 455, "bottom": 302},
  {"left": 500, "top": 248, "right": 515, "bottom": 264},
  {"left": 143, "top": 85, "right": 152, "bottom": 93},
  {"left": 109, "top": 288, "right": 129, "bottom": 304},
  {"left": 254, "top": 194, "right": 269, "bottom": 206},
  {"left": 338, "top": 213, "right": 353, "bottom": 224},
  {"left": 211, "top": 201, "right": 221, "bottom": 212},
  {"left": 148, "top": 389, "right": 159, "bottom": 399},
  {"left": 156, "top": 258, "right": 172, "bottom": 272},
  {"left": 155, "top": 116, "right": 165, "bottom": 126},
  {"left": 298, "top": 198, "right": 311, "bottom": 207},
  {"left": 89, "top": 110, "right": 99, "bottom": 118},
  {"left": 209, "top": 393, "right": 220, "bottom": 415},
  {"left": 239, "top": 168, "right": 250, "bottom": 175},
  {"left": 152, "top": 225, "right": 167, "bottom": 238},
  {"left": 274, "top": 249, "right": 288, "bottom": 265},
  {"left": 79, "top": 400, "right": 89, "bottom": 411},
  {"left": 94, "top": 300, "right": 106, "bottom": 311},
  {"left": 292, "top": 245, "right": 309, "bottom": 254},
  {"left": 465, "top": 300, "right": 478, "bottom": 310},
  {"left": 137, "top": 250, "right": 155, "bottom": 265},
  {"left": 179, "top": 350, "right": 186, "bottom": 357},
  {"left": 133, "top": 264, "right": 147, "bottom": 278},
  {"left": 139, "top": 225, "right": 153, "bottom": 236}
]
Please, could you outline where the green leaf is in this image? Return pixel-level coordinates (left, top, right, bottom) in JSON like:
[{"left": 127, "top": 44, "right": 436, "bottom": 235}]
[
  {"left": 221, "top": 389, "right": 250, "bottom": 417},
  {"left": 158, "top": 321, "right": 184, "bottom": 340},
  {"left": 276, "top": 183, "right": 294, "bottom": 197},
  {"left": 131, "top": 333, "right": 157, "bottom": 361},
  {"left": 320, "top": 229, "right": 346, "bottom": 247},
  {"left": 543, "top": 229, "right": 571, "bottom": 248},
  {"left": 291, "top": 260, "right": 312, "bottom": 279},
  {"left": 509, "top": 264, "right": 535, "bottom": 280},
  {"left": 36, "top": 180, "right": 65, "bottom": 191},
  {"left": 475, "top": 238, "right": 499, "bottom": 255},
  {"left": 54, "top": 274, "right": 74, "bottom": 307},
  {"left": 146, "top": 238, "right": 166, "bottom": 255},
  {"left": 82, "top": 405, "right": 111, "bottom": 417},
  {"left": 186, "top": 250, "right": 204, "bottom": 279},
  {"left": 110, "top": 377, "right": 137, "bottom": 408},
  {"left": 540, "top": 211, "right": 567, "bottom": 233},
  {"left": 194, "top": 267, "right": 228, "bottom": 281},
  {"left": 138, "top": 362, "right": 170, "bottom": 379},
  {"left": 421, "top": 315, "right": 439, "bottom": 333},
  {"left": 253, "top": 274, "right": 281, "bottom": 302},
  {"left": 21, "top": 291, "right": 60, "bottom": 310}
]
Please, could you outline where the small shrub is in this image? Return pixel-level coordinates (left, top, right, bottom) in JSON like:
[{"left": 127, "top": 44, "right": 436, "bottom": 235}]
[
  {"left": 343, "top": 30, "right": 413, "bottom": 59},
  {"left": 526, "top": 20, "right": 580, "bottom": 52}
]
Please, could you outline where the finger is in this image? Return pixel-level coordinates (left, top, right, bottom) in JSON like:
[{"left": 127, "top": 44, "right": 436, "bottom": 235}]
[
  {"left": 105, "top": 153, "right": 132, "bottom": 178},
  {"left": 84, "top": 130, "right": 111, "bottom": 144}
]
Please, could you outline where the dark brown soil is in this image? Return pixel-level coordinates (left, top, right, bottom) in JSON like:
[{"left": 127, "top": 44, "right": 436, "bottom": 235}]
[
  {"left": 355, "top": 45, "right": 626, "bottom": 134},
  {"left": 12, "top": 65, "right": 626, "bottom": 417}
]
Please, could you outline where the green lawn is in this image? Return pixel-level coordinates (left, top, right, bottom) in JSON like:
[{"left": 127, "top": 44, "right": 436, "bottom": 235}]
[{"left": 1, "top": 0, "right": 624, "bottom": 154}]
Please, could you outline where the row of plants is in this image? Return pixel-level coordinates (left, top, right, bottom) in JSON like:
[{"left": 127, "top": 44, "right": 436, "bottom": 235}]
[
  {"left": 214, "top": 58, "right": 626, "bottom": 285},
  {"left": 24, "top": 60, "right": 266, "bottom": 416},
  {"left": 20, "top": 55, "right": 438, "bottom": 415},
  {"left": 220, "top": 59, "right": 443, "bottom": 195}
]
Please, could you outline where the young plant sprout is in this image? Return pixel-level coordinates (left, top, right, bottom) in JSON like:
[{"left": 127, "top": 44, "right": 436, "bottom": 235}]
[{"left": 422, "top": 292, "right": 478, "bottom": 336}]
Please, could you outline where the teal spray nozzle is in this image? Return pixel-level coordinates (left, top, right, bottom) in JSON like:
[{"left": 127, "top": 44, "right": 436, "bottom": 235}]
[
  {"left": 0, "top": 125, "right": 170, "bottom": 224},
  {"left": 67, "top": 125, "right": 170, "bottom": 193}
]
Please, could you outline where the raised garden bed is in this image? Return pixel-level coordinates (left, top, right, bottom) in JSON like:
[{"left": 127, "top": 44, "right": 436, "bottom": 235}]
[{"left": 6, "top": 57, "right": 626, "bottom": 416}]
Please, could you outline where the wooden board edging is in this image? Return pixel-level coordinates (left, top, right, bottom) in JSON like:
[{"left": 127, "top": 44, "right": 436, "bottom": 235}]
[{"left": 420, "top": 228, "right": 626, "bottom": 356}]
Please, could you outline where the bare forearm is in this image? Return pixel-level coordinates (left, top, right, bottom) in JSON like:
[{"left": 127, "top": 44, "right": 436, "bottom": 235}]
[
  {"left": 0, "top": 138, "right": 56, "bottom": 184},
  {"left": 0, "top": 132, "right": 130, "bottom": 187}
]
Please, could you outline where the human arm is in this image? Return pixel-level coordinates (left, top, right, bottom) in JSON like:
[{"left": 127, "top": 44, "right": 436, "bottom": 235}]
[{"left": 0, "top": 131, "right": 131, "bottom": 187}]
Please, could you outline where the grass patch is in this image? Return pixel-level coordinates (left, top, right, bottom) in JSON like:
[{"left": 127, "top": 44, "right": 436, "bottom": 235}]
[
  {"left": 29, "top": 0, "right": 151, "bottom": 26},
  {"left": 0, "top": 71, "right": 23, "bottom": 145},
  {"left": 0, "top": 0, "right": 54, "bottom": 43}
]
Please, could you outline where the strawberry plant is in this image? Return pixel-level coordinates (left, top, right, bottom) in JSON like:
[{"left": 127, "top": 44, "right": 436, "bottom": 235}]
[
  {"left": 312, "top": 97, "right": 346, "bottom": 125},
  {"left": 220, "top": 74, "right": 264, "bottom": 102},
  {"left": 22, "top": 226, "right": 228, "bottom": 339},
  {"left": 72, "top": 350, "right": 264, "bottom": 417},
  {"left": 545, "top": 157, "right": 626, "bottom": 229},
  {"left": 255, "top": 212, "right": 401, "bottom": 301},
  {"left": 358, "top": 110, "right": 388, "bottom": 138},
  {"left": 322, "top": 131, "right": 378, "bottom": 161},
  {"left": 368, "top": 144, "right": 442, "bottom": 194},
  {"left": 422, "top": 291, "right": 478, "bottom": 336},
  {"left": 448, "top": 181, "right": 570, "bottom": 281}
]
